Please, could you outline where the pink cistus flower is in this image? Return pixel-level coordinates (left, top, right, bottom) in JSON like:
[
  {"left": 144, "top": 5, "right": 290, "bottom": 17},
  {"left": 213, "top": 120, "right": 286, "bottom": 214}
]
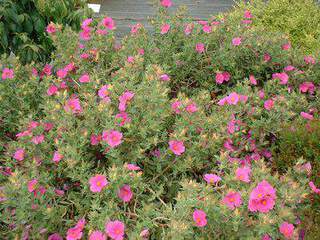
[
  {"left": 91, "top": 134, "right": 102, "bottom": 146},
  {"left": 185, "top": 102, "right": 198, "bottom": 113},
  {"left": 13, "top": 148, "right": 25, "bottom": 161},
  {"left": 160, "top": 74, "right": 170, "bottom": 81},
  {"left": 89, "top": 174, "right": 108, "bottom": 193},
  {"left": 79, "top": 73, "right": 90, "bottom": 83},
  {"left": 131, "top": 23, "right": 142, "bottom": 34},
  {"left": 244, "top": 10, "right": 253, "bottom": 19},
  {"left": 309, "top": 181, "right": 320, "bottom": 194},
  {"left": 195, "top": 43, "right": 205, "bottom": 53},
  {"left": 232, "top": 37, "right": 242, "bottom": 46},
  {"left": 203, "top": 173, "right": 221, "bottom": 184},
  {"left": 102, "top": 130, "right": 123, "bottom": 148},
  {"left": 304, "top": 55, "right": 316, "bottom": 65},
  {"left": 53, "top": 151, "right": 63, "bottom": 163},
  {"left": 160, "top": 24, "right": 171, "bottom": 34},
  {"left": 193, "top": 209, "right": 207, "bottom": 227},
  {"left": 118, "top": 184, "right": 133, "bottom": 202},
  {"left": 235, "top": 166, "right": 251, "bottom": 183},
  {"left": 249, "top": 75, "right": 257, "bottom": 85},
  {"left": 222, "top": 191, "right": 242, "bottom": 210},
  {"left": 264, "top": 99, "right": 274, "bottom": 111},
  {"left": 202, "top": 24, "right": 212, "bottom": 33},
  {"left": 263, "top": 53, "right": 271, "bottom": 62},
  {"left": 299, "top": 82, "right": 315, "bottom": 94},
  {"left": 171, "top": 100, "right": 183, "bottom": 114},
  {"left": 42, "top": 64, "right": 52, "bottom": 76},
  {"left": 47, "top": 85, "right": 58, "bottom": 96},
  {"left": 79, "top": 28, "right": 91, "bottom": 41},
  {"left": 284, "top": 65, "right": 295, "bottom": 72},
  {"left": 118, "top": 91, "right": 134, "bottom": 112},
  {"left": 46, "top": 22, "right": 56, "bottom": 34},
  {"left": 160, "top": 0, "right": 172, "bottom": 8},
  {"left": 261, "top": 234, "right": 271, "bottom": 240},
  {"left": 226, "top": 92, "right": 240, "bottom": 105},
  {"left": 105, "top": 220, "right": 125, "bottom": 240},
  {"left": 282, "top": 42, "right": 291, "bottom": 50},
  {"left": 89, "top": 231, "right": 106, "bottom": 240},
  {"left": 272, "top": 72, "right": 289, "bottom": 85},
  {"left": 215, "top": 71, "right": 231, "bottom": 84},
  {"left": 64, "top": 98, "right": 83, "bottom": 114},
  {"left": 1, "top": 68, "right": 14, "bottom": 80},
  {"left": 248, "top": 180, "right": 276, "bottom": 213},
  {"left": 184, "top": 23, "right": 194, "bottom": 35},
  {"left": 56, "top": 68, "right": 68, "bottom": 79},
  {"left": 48, "top": 233, "right": 63, "bottom": 240},
  {"left": 279, "top": 222, "right": 294, "bottom": 239},
  {"left": 126, "top": 163, "right": 141, "bottom": 171},
  {"left": 127, "top": 56, "right": 135, "bottom": 63},
  {"left": 66, "top": 218, "right": 86, "bottom": 240},
  {"left": 300, "top": 112, "right": 314, "bottom": 120},
  {"left": 115, "top": 112, "right": 131, "bottom": 126},
  {"left": 102, "top": 17, "right": 115, "bottom": 30},
  {"left": 31, "top": 134, "right": 45, "bottom": 145},
  {"left": 98, "top": 84, "right": 112, "bottom": 99},
  {"left": 169, "top": 140, "right": 185, "bottom": 155},
  {"left": 27, "top": 179, "right": 38, "bottom": 193}
]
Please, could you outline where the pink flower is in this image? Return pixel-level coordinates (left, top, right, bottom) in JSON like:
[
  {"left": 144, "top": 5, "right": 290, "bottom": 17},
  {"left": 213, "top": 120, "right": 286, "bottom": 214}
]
[
  {"left": 279, "top": 222, "right": 294, "bottom": 239},
  {"left": 309, "top": 181, "right": 320, "bottom": 194},
  {"left": 1, "top": 68, "right": 14, "bottom": 80},
  {"left": 160, "top": 24, "right": 171, "bottom": 34},
  {"left": 249, "top": 75, "right": 257, "bottom": 85},
  {"left": 300, "top": 112, "right": 314, "bottom": 120},
  {"left": 203, "top": 174, "right": 221, "bottom": 184},
  {"left": 126, "top": 163, "right": 141, "bottom": 171},
  {"left": 282, "top": 43, "right": 291, "bottom": 50},
  {"left": 184, "top": 23, "right": 194, "bottom": 35},
  {"left": 105, "top": 220, "right": 125, "bottom": 240},
  {"left": 48, "top": 233, "right": 63, "bottom": 240},
  {"left": 27, "top": 179, "right": 38, "bottom": 193},
  {"left": 81, "top": 18, "right": 93, "bottom": 29},
  {"left": 195, "top": 43, "right": 205, "bottom": 53},
  {"left": 185, "top": 102, "right": 198, "bottom": 113},
  {"left": 89, "top": 174, "right": 108, "bottom": 193},
  {"left": 47, "top": 85, "right": 58, "bottom": 96},
  {"left": 160, "top": 74, "right": 170, "bottom": 81},
  {"left": 248, "top": 180, "right": 276, "bottom": 213},
  {"left": 64, "top": 98, "right": 83, "bottom": 114},
  {"left": 215, "top": 71, "right": 230, "bottom": 84},
  {"left": 102, "top": 130, "right": 123, "bottom": 148},
  {"left": 13, "top": 148, "right": 25, "bottom": 161},
  {"left": 222, "top": 191, "right": 242, "bottom": 210},
  {"left": 79, "top": 28, "right": 91, "bottom": 41},
  {"left": 42, "top": 64, "right": 52, "bottom": 76},
  {"left": 53, "top": 151, "right": 63, "bottom": 163},
  {"left": 263, "top": 53, "right": 271, "bottom": 62},
  {"left": 138, "top": 48, "right": 145, "bottom": 55},
  {"left": 102, "top": 17, "right": 115, "bottom": 30},
  {"left": 98, "top": 85, "right": 111, "bottom": 99},
  {"left": 202, "top": 25, "right": 212, "bottom": 33},
  {"left": 232, "top": 37, "right": 242, "bottom": 46},
  {"left": 91, "top": 134, "right": 101, "bottom": 145},
  {"left": 284, "top": 65, "right": 295, "bottom": 72},
  {"left": 66, "top": 227, "right": 83, "bottom": 240},
  {"left": 46, "top": 22, "right": 56, "bottom": 34},
  {"left": 235, "top": 166, "right": 251, "bottom": 183},
  {"left": 57, "top": 68, "right": 68, "bottom": 79},
  {"left": 169, "top": 140, "right": 185, "bottom": 155},
  {"left": 193, "top": 209, "right": 207, "bottom": 227},
  {"left": 244, "top": 10, "right": 253, "bottom": 19},
  {"left": 258, "top": 90, "right": 265, "bottom": 99},
  {"left": 115, "top": 112, "right": 131, "bottom": 126},
  {"left": 79, "top": 73, "right": 90, "bottom": 83},
  {"left": 127, "top": 56, "right": 135, "bottom": 63},
  {"left": 226, "top": 92, "right": 240, "bottom": 105},
  {"left": 118, "top": 91, "right": 134, "bottom": 111},
  {"left": 264, "top": 99, "right": 274, "bottom": 111},
  {"left": 299, "top": 82, "right": 315, "bottom": 94},
  {"left": 89, "top": 231, "right": 106, "bottom": 240},
  {"left": 31, "top": 134, "right": 45, "bottom": 145},
  {"left": 118, "top": 184, "right": 133, "bottom": 202},
  {"left": 131, "top": 23, "right": 142, "bottom": 34},
  {"left": 304, "top": 55, "right": 316, "bottom": 65},
  {"left": 171, "top": 100, "right": 183, "bottom": 114},
  {"left": 261, "top": 234, "right": 271, "bottom": 240},
  {"left": 272, "top": 72, "right": 289, "bottom": 85},
  {"left": 160, "top": 0, "right": 172, "bottom": 8}
]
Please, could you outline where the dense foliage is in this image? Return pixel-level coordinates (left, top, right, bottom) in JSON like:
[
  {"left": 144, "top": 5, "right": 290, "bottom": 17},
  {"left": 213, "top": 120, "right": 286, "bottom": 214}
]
[
  {"left": 0, "top": 0, "right": 91, "bottom": 63},
  {"left": 1, "top": 0, "right": 320, "bottom": 239}
]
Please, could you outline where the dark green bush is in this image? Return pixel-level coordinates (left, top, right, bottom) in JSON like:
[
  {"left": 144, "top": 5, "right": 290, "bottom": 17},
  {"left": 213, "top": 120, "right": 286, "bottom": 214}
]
[{"left": 0, "top": 0, "right": 92, "bottom": 63}]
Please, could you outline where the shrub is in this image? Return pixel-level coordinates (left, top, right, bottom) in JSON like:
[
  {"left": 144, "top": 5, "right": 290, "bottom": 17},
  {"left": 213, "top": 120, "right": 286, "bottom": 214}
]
[
  {"left": 1, "top": 2, "right": 320, "bottom": 240},
  {"left": 230, "top": 0, "right": 320, "bottom": 54},
  {"left": 0, "top": 0, "right": 92, "bottom": 63}
]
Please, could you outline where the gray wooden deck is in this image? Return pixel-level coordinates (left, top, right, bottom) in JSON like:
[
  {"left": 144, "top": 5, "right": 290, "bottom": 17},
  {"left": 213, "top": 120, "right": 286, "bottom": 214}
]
[{"left": 99, "top": 0, "right": 235, "bottom": 37}]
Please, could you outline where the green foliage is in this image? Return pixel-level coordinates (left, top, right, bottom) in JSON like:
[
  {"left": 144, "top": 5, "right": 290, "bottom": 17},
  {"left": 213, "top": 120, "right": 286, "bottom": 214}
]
[
  {"left": 230, "top": 0, "right": 320, "bottom": 54},
  {"left": 0, "top": 0, "right": 92, "bottom": 63}
]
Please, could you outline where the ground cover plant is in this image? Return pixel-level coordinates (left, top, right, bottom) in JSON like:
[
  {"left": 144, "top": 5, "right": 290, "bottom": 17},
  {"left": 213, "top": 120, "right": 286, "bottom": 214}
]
[{"left": 0, "top": 0, "right": 320, "bottom": 239}]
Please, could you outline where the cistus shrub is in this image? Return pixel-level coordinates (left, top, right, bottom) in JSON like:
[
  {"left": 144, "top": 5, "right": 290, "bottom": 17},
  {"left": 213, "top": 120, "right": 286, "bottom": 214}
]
[
  {"left": 0, "top": 0, "right": 92, "bottom": 63},
  {"left": 229, "top": 0, "right": 320, "bottom": 54},
  {"left": 1, "top": 1, "right": 320, "bottom": 239}
]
